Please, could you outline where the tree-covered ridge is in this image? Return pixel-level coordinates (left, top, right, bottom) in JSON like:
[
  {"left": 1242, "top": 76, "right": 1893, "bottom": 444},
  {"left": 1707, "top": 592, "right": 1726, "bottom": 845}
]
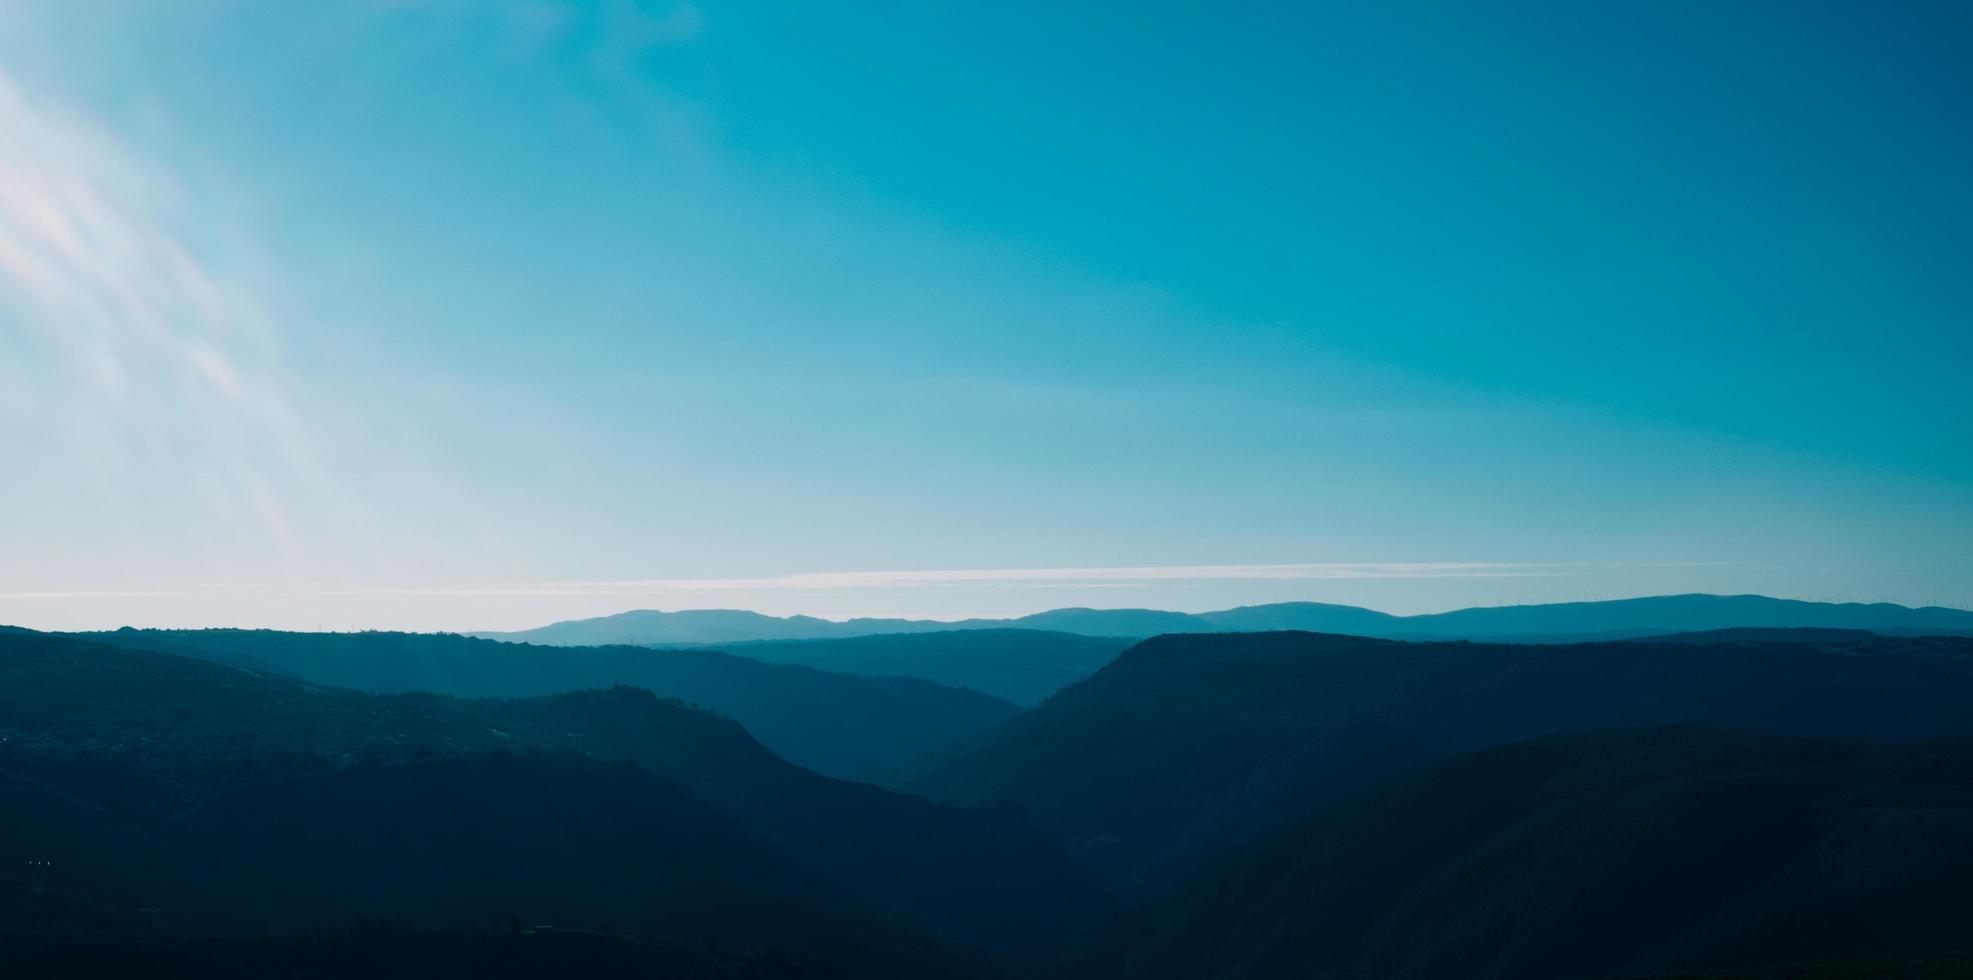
[
  {"left": 1081, "top": 727, "right": 1973, "bottom": 980},
  {"left": 0, "top": 630, "right": 1101, "bottom": 972},
  {"left": 71, "top": 627, "right": 1018, "bottom": 785},
  {"left": 911, "top": 630, "right": 1973, "bottom": 897}
]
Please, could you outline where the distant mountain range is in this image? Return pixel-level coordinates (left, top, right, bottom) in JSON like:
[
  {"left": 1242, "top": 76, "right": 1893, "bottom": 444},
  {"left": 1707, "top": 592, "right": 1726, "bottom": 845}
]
[
  {"left": 471, "top": 607, "right": 1217, "bottom": 646},
  {"left": 476, "top": 594, "right": 1973, "bottom": 647}
]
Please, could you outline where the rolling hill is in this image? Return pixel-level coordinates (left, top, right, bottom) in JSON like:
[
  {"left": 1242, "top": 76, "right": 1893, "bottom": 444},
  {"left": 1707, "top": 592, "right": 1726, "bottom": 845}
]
[
  {"left": 0, "top": 629, "right": 1106, "bottom": 966},
  {"left": 71, "top": 628, "right": 1017, "bottom": 785},
  {"left": 710, "top": 630, "right": 1136, "bottom": 706},
  {"left": 1079, "top": 727, "right": 1973, "bottom": 980},
  {"left": 908, "top": 629, "right": 1973, "bottom": 897},
  {"left": 465, "top": 687, "right": 1113, "bottom": 956},
  {"left": 5, "top": 747, "right": 984, "bottom": 979}
]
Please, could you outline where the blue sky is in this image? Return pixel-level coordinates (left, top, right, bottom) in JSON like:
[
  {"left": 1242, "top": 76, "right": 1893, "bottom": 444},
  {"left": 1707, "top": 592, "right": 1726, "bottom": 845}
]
[{"left": 1, "top": 0, "right": 1969, "bottom": 630}]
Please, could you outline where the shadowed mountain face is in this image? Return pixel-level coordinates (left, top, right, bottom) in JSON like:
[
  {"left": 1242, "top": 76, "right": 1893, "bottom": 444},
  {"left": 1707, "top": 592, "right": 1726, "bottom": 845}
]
[
  {"left": 467, "top": 689, "right": 1115, "bottom": 957},
  {"left": 908, "top": 630, "right": 1973, "bottom": 898},
  {"left": 474, "top": 595, "right": 1973, "bottom": 647},
  {"left": 71, "top": 628, "right": 1017, "bottom": 786},
  {"left": 709, "top": 630, "right": 1137, "bottom": 707},
  {"left": 9, "top": 750, "right": 983, "bottom": 980},
  {"left": 0, "top": 630, "right": 1106, "bottom": 968},
  {"left": 170, "top": 752, "right": 843, "bottom": 935},
  {"left": 1080, "top": 728, "right": 1973, "bottom": 980}
]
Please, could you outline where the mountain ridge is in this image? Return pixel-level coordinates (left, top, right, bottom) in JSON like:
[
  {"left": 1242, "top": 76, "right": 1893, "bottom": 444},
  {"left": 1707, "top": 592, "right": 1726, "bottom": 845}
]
[
  {"left": 67, "top": 627, "right": 1017, "bottom": 785},
  {"left": 708, "top": 630, "right": 1137, "bottom": 707},
  {"left": 471, "top": 594, "right": 1973, "bottom": 647}
]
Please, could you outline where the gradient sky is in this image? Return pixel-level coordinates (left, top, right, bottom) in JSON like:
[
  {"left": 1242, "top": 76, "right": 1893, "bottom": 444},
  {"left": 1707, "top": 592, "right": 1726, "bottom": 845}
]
[{"left": 2, "top": 0, "right": 1970, "bottom": 631}]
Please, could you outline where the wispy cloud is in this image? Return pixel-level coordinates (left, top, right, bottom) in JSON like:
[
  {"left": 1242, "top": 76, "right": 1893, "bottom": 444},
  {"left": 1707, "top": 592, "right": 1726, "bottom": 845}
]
[
  {"left": 306, "top": 562, "right": 1586, "bottom": 597},
  {"left": 0, "top": 591, "right": 185, "bottom": 600}
]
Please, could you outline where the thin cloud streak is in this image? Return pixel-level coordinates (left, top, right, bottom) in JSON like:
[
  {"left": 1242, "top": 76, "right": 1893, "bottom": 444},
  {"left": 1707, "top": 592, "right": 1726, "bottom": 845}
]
[
  {"left": 314, "top": 562, "right": 1593, "bottom": 597},
  {"left": 0, "top": 591, "right": 185, "bottom": 600}
]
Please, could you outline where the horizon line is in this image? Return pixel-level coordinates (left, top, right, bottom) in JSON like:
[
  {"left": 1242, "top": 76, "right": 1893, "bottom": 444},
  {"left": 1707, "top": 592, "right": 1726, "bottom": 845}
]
[{"left": 3, "top": 560, "right": 1741, "bottom": 604}]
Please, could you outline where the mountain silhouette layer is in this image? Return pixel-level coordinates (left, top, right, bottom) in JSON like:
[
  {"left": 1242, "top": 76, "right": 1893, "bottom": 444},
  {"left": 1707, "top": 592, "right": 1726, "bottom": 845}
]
[
  {"left": 476, "top": 594, "right": 1973, "bottom": 646},
  {"left": 708, "top": 630, "right": 1136, "bottom": 706},
  {"left": 72, "top": 628, "right": 1017, "bottom": 785},
  {"left": 1080, "top": 727, "right": 1973, "bottom": 980},
  {"left": 909, "top": 629, "right": 1973, "bottom": 897},
  {"left": 0, "top": 629, "right": 1103, "bottom": 966}
]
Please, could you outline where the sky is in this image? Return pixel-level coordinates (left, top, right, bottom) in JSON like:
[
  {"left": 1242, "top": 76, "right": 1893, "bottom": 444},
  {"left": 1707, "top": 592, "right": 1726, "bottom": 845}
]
[{"left": 1, "top": 0, "right": 1970, "bottom": 631}]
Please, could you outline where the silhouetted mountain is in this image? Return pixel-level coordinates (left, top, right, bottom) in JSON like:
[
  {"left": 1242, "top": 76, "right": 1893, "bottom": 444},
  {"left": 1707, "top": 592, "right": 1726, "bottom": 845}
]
[
  {"left": 1395, "top": 594, "right": 1973, "bottom": 639},
  {"left": 1080, "top": 728, "right": 1973, "bottom": 980},
  {"left": 908, "top": 630, "right": 1973, "bottom": 897},
  {"left": 174, "top": 751, "right": 1000, "bottom": 979},
  {"left": 0, "top": 630, "right": 507, "bottom": 791},
  {"left": 174, "top": 754, "right": 854, "bottom": 936},
  {"left": 0, "top": 630, "right": 1101, "bottom": 968},
  {"left": 474, "top": 609, "right": 953, "bottom": 646},
  {"left": 1000, "top": 608, "right": 1215, "bottom": 636},
  {"left": 20, "top": 621, "right": 1973, "bottom": 975},
  {"left": 471, "top": 607, "right": 1217, "bottom": 646},
  {"left": 478, "top": 609, "right": 894, "bottom": 646},
  {"left": 714, "top": 630, "right": 1136, "bottom": 706},
  {"left": 1191, "top": 601, "right": 1404, "bottom": 634},
  {"left": 474, "top": 595, "right": 1973, "bottom": 647},
  {"left": 73, "top": 628, "right": 1016, "bottom": 785},
  {"left": 2, "top": 754, "right": 977, "bottom": 977}
]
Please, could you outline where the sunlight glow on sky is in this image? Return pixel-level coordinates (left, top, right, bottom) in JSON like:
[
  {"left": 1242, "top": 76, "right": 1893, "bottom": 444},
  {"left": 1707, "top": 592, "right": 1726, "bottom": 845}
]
[{"left": 1, "top": 1, "right": 1969, "bottom": 631}]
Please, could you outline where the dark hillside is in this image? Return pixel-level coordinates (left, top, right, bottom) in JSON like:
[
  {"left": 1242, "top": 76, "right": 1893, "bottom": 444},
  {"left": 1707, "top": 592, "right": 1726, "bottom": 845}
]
[
  {"left": 472, "top": 688, "right": 1113, "bottom": 955},
  {"left": 911, "top": 630, "right": 1973, "bottom": 896},
  {"left": 166, "top": 751, "right": 983, "bottom": 979},
  {"left": 1081, "top": 728, "right": 1973, "bottom": 980},
  {"left": 0, "top": 631, "right": 1086, "bottom": 969},
  {"left": 74, "top": 628, "right": 1016, "bottom": 785},
  {"left": 710, "top": 629, "right": 1134, "bottom": 706}
]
